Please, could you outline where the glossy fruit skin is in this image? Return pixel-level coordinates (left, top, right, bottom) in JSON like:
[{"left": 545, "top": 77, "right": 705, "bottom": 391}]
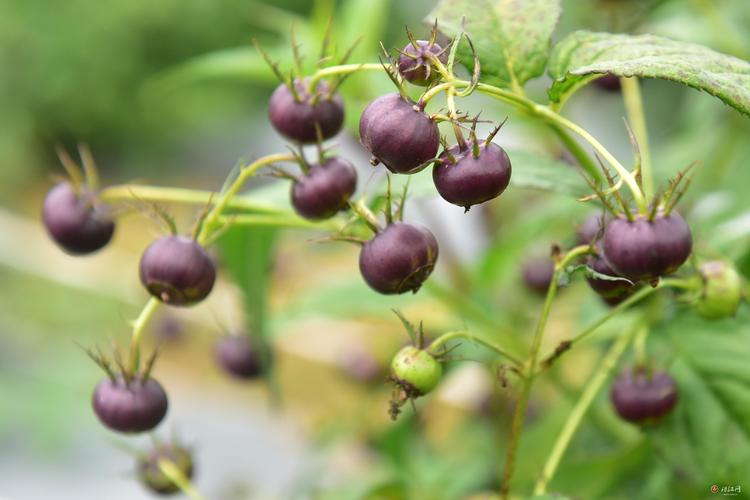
[
  {"left": 359, "top": 93, "right": 440, "bottom": 174},
  {"left": 359, "top": 222, "right": 439, "bottom": 294},
  {"left": 139, "top": 236, "right": 216, "bottom": 306},
  {"left": 268, "top": 79, "right": 344, "bottom": 143},
  {"left": 594, "top": 73, "right": 621, "bottom": 92},
  {"left": 391, "top": 346, "right": 442, "bottom": 395},
  {"left": 611, "top": 368, "right": 678, "bottom": 424},
  {"left": 291, "top": 157, "right": 357, "bottom": 220},
  {"left": 577, "top": 213, "right": 606, "bottom": 246},
  {"left": 586, "top": 253, "right": 632, "bottom": 298},
  {"left": 137, "top": 443, "right": 194, "bottom": 495},
  {"left": 433, "top": 142, "right": 512, "bottom": 211},
  {"left": 695, "top": 261, "right": 742, "bottom": 319},
  {"left": 42, "top": 182, "right": 115, "bottom": 255},
  {"left": 602, "top": 212, "right": 692, "bottom": 282},
  {"left": 215, "top": 335, "right": 263, "bottom": 379},
  {"left": 92, "top": 376, "right": 168, "bottom": 433},
  {"left": 397, "top": 40, "right": 447, "bottom": 86},
  {"left": 522, "top": 257, "right": 554, "bottom": 295}
]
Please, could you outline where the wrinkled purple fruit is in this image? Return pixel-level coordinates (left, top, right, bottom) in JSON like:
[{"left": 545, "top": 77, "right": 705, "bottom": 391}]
[
  {"left": 602, "top": 212, "right": 692, "bottom": 282},
  {"left": 359, "top": 222, "right": 439, "bottom": 294},
  {"left": 522, "top": 257, "right": 555, "bottom": 295},
  {"left": 269, "top": 79, "right": 344, "bottom": 143},
  {"left": 594, "top": 73, "right": 621, "bottom": 92},
  {"left": 42, "top": 182, "right": 115, "bottom": 255},
  {"left": 397, "top": 40, "right": 447, "bottom": 86},
  {"left": 137, "top": 443, "right": 194, "bottom": 495},
  {"left": 359, "top": 93, "right": 440, "bottom": 174},
  {"left": 611, "top": 368, "right": 678, "bottom": 424},
  {"left": 291, "top": 157, "right": 357, "bottom": 220},
  {"left": 92, "top": 375, "right": 168, "bottom": 433},
  {"left": 433, "top": 141, "right": 512, "bottom": 211},
  {"left": 139, "top": 236, "right": 216, "bottom": 306},
  {"left": 215, "top": 335, "right": 263, "bottom": 379}
]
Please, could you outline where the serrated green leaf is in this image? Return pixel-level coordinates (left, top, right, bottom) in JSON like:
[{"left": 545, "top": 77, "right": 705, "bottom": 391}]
[
  {"left": 547, "top": 31, "right": 750, "bottom": 116},
  {"left": 428, "top": 0, "right": 561, "bottom": 88}
]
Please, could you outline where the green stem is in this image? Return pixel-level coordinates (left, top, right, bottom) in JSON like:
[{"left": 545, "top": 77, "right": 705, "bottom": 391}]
[
  {"left": 533, "top": 321, "right": 643, "bottom": 494},
  {"left": 427, "top": 330, "right": 523, "bottom": 367},
  {"left": 99, "top": 184, "right": 284, "bottom": 215},
  {"left": 621, "top": 77, "right": 653, "bottom": 199},
  {"left": 157, "top": 459, "right": 206, "bottom": 500},
  {"left": 538, "top": 277, "right": 698, "bottom": 371},
  {"left": 218, "top": 214, "right": 342, "bottom": 232},
  {"left": 546, "top": 121, "right": 606, "bottom": 183},
  {"left": 500, "top": 245, "right": 591, "bottom": 499},
  {"left": 307, "top": 62, "right": 385, "bottom": 89},
  {"left": 128, "top": 297, "right": 160, "bottom": 374}
]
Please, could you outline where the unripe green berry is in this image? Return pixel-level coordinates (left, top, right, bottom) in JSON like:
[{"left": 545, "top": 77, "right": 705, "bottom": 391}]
[
  {"left": 390, "top": 345, "right": 442, "bottom": 396},
  {"left": 137, "top": 443, "right": 194, "bottom": 495},
  {"left": 695, "top": 261, "right": 742, "bottom": 319}
]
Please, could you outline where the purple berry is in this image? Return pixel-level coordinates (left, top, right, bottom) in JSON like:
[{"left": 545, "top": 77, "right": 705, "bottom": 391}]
[
  {"left": 139, "top": 236, "right": 216, "bottom": 306},
  {"left": 215, "top": 335, "right": 263, "bottom": 379},
  {"left": 397, "top": 40, "right": 447, "bottom": 86},
  {"left": 576, "top": 213, "right": 606, "bottom": 246},
  {"left": 602, "top": 212, "right": 692, "bottom": 282},
  {"left": 359, "top": 93, "right": 440, "bottom": 174},
  {"left": 137, "top": 442, "right": 194, "bottom": 495},
  {"left": 433, "top": 141, "right": 512, "bottom": 211},
  {"left": 42, "top": 182, "right": 115, "bottom": 255},
  {"left": 268, "top": 79, "right": 344, "bottom": 143},
  {"left": 92, "top": 375, "right": 168, "bottom": 433},
  {"left": 359, "top": 222, "right": 439, "bottom": 294},
  {"left": 291, "top": 157, "right": 357, "bottom": 220},
  {"left": 594, "top": 73, "right": 621, "bottom": 92},
  {"left": 522, "top": 257, "right": 555, "bottom": 295},
  {"left": 611, "top": 367, "right": 678, "bottom": 424}
]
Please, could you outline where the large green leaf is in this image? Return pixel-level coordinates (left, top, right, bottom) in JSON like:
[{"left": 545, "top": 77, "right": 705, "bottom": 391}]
[
  {"left": 547, "top": 31, "right": 750, "bottom": 116},
  {"left": 428, "top": 0, "right": 561, "bottom": 88}
]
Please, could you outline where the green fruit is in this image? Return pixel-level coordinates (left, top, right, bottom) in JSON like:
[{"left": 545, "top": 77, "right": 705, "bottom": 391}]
[
  {"left": 390, "top": 346, "right": 442, "bottom": 395},
  {"left": 695, "top": 261, "right": 742, "bottom": 320},
  {"left": 137, "top": 443, "right": 194, "bottom": 495}
]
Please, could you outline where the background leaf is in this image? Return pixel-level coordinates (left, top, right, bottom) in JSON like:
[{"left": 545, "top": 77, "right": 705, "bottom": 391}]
[
  {"left": 428, "top": 0, "right": 561, "bottom": 88},
  {"left": 547, "top": 31, "right": 750, "bottom": 115}
]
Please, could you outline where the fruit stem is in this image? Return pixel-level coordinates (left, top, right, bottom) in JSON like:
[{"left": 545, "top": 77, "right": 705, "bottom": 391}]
[
  {"left": 128, "top": 297, "right": 161, "bottom": 374},
  {"left": 217, "top": 214, "right": 342, "bottom": 232},
  {"left": 533, "top": 320, "right": 644, "bottom": 495},
  {"left": 99, "top": 184, "right": 285, "bottom": 215},
  {"left": 621, "top": 77, "right": 653, "bottom": 200},
  {"left": 500, "top": 245, "right": 589, "bottom": 499},
  {"left": 427, "top": 331, "right": 523, "bottom": 367},
  {"left": 156, "top": 458, "right": 206, "bottom": 500},
  {"left": 306, "top": 62, "right": 388, "bottom": 89},
  {"left": 349, "top": 200, "right": 382, "bottom": 233}
]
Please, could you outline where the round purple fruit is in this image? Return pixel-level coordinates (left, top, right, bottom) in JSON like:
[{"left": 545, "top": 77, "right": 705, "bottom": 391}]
[
  {"left": 397, "top": 40, "right": 447, "bottom": 86},
  {"left": 92, "top": 375, "right": 168, "bottom": 433},
  {"left": 522, "top": 257, "right": 555, "bottom": 295},
  {"left": 359, "top": 93, "right": 440, "bottom": 174},
  {"left": 433, "top": 141, "right": 512, "bottom": 211},
  {"left": 42, "top": 182, "right": 115, "bottom": 255},
  {"left": 359, "top": 222, "right": 439, "bottom": 294},
  {"left": 576, "top": 213, "right": 606, "bottom": 246},
  {"left": 139, "top": 236, "right": 216, "bottom": 306},
  {"left": 269, "top": 79, "right": 344, "bottom": 143},
  {"left": 602, "top": 212, "right": 692, "bottom": 282},
  {"left": 215, "top": 335, "right": 263, "bottom": 379},
  {"left": 611, "top": 367, "right": 678, "bottom": 424},
  {"left": 585, "top": 253, "right": 632, "bottom": 298},
  {"left": 291, "top": 157, "right": 357, "bottom": 220}
]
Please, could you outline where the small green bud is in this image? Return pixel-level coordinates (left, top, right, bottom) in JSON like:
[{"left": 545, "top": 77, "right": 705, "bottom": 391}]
[
  {"left": 390, "top": 345, "right": 442, "bottom": 396},
  {"left": 137, "top": 443, "right": 194, "bottom": 495},
  {"left": 695, "top": 261, "right": 742, "bottom": 320}
]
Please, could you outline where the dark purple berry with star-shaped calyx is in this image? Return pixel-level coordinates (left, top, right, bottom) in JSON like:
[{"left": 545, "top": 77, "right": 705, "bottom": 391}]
[
  {"left": 290, "top": 156, "right": 357, "bottom": 220},
  {"left": 269, "top": 78, "right": 344, "bottom": 144},
  {"left": 397, "top": 39, "right": 448, "bottom": 86},
  {"left": 215, "top": 334, "right": 265, "bottom": 380},
  {"left": 611, "top": 366, "right": 678, "bottom": 424},
  {"left": 139, "top": 235, "right": 216, "bottom": 307},
  {"left": 359, "top": 93, "right": 440, "bottom": 174}
]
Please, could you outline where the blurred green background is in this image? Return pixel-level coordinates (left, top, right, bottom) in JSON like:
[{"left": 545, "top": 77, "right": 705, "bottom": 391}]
[{"left": 1, "top": 0, "right": 750, "bottom": 499}]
